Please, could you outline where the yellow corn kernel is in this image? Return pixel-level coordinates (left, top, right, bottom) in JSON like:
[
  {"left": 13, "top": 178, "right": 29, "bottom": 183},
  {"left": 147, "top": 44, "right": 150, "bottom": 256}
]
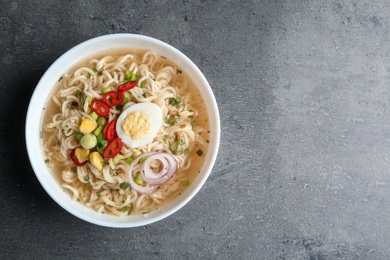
[
  {"left": 90, "top": 151, "right": 104, "bottom": 171},
  {"left": 75, "top": 148, "right": 90, "bottom": 163},
  {"left": 79, "top": 118, "right": 96, "bottom": 134}
]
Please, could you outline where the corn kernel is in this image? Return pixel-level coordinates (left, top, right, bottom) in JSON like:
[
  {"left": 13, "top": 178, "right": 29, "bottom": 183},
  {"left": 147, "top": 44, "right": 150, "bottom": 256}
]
[
  {"left": 90, "top": 151, "right": 104, "bottom": 171},
  {"left": 75, "top": 148, "right": 90, "bottom": 163},
  {"left": 79, "top": 118, "right": 96, "bottom": 134}
]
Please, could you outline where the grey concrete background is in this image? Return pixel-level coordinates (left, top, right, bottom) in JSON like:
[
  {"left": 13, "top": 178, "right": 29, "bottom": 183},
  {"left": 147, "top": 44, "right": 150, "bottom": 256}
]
[{"left": 1, "top": 0, "right": 390, "bottom": 259}]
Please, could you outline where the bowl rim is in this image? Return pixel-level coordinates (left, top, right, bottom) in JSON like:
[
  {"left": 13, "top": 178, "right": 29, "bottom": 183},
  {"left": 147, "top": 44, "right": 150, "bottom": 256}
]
[{"left": 25, "top": 33, "right": 220, "bottom": 228}]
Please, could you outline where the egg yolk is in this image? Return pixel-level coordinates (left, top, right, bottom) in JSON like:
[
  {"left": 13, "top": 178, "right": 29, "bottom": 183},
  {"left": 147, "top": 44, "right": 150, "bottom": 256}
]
[{"left": 121, "top": 111, "right": 150, "bottom": 140}]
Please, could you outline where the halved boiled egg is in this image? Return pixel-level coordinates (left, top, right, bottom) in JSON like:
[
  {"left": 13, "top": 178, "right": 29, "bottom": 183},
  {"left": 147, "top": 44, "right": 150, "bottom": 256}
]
[{"left": 116, "top": 103, "right": 163, "bottom": 148}]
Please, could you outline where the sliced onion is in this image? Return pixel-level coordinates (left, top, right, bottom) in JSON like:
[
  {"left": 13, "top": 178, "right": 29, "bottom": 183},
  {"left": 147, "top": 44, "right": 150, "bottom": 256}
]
[
  {"left": 140, "top": 153, "right": 178, "bottom": 186},
  {"left": 126, "top": 152, "right": 178, "bottom": 194}
]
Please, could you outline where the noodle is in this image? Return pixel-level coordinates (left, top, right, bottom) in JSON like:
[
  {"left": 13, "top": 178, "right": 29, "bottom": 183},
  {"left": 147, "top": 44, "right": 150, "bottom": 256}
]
[{"left": 42, "top": 49, "right": 209, "bottom": 216}]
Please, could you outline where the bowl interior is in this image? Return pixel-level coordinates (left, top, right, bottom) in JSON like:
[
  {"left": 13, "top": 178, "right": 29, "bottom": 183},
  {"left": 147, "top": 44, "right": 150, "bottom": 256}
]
[{"left": 25, "top": 34, "right": 220, "bottom": 227}]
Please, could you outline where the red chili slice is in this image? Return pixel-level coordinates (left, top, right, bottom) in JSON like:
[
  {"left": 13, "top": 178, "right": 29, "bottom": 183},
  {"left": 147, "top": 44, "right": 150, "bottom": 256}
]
[
  {"left": 70, "top": 148, "right": 87, "bottom": 166},
  {"left": 117, "top": 81, "right": 138, "bottom": 92},
  {"left": 90, "top": 99, "right": 110, "bottom": 117},
  {"left": 103, "top": 91, "right": 124, "bottom": 106},
  {"left": 103, "top": 138, "right": 123, "bottom": 158},
  {"left": 104, "top": 119, "right": 117, "bottom": 142}
]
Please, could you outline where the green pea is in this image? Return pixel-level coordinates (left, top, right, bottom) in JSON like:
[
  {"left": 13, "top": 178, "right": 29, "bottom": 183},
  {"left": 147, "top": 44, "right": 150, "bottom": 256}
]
[
  {"left": 97, "top": 117, "right": 108, "bottom": 127},
  {"left": 80, "top": 134, "right": 97, "bottom": 149}
]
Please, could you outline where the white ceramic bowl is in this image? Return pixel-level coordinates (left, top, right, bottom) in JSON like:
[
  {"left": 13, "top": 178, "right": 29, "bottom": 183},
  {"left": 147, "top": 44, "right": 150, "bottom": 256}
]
[{"left": 25, "top": 34, "right": 220, "bottom": 228}]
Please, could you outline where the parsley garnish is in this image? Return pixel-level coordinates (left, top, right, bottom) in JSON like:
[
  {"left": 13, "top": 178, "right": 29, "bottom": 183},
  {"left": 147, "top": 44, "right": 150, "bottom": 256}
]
[
  {"left": 165, "top": 117, "right": 175, "bottom": 126},
  {"left": 127, "top": 206, "right": 133, "bottom": 215},
  {"left": 142, "top": 210, "right": 151, "bottom": 214},
  {"left": 121, "top": 206, "right": 127, "bottom": 212},
  {"left": 176, "top": 69, "right": 182, "bottom": 74},
  {"left": 196, "top": 149, "right": 204, "bottom": 156},
  {"left": 71, "top": 166, "right": 77, "bottom": 173},
  {"left": 119, "top": 182, "right": 130, "bottom": 190},
  {"left": 169, "top": 97, "right": 182, "bottom": 107},
  {"left": 142, "top": 93, "right": 147, "bottom": 98},
  {"left": 84, "top": 176, "right": 90, "bottom": 182},
  {"left": 86, "top": 72, "right": 91, "bottom": 78},
  {"left": 96, "top": 192, "right": 100, "bottom": 197},
  {"left": 191, "top": 121, "right": 196, "bottom": 130},
  {"left": 44, "top": 159, "right": 50, "bottom": 164},
  {"left": 183, "top": 180, "right": 190, "bottom": 186},
  {"left": 163, "top": 135, "right": 168, "bottom": 144}
]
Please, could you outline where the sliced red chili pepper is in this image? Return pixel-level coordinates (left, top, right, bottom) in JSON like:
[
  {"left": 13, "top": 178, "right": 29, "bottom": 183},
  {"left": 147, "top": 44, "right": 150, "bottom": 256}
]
[
  {"left": 117, "top": 81, "right": 138, "bottom": 92},
  {"left": 70, "top": 148, "right": 87, "bottom": 166},
  {"left": 103, "top": 138, "right": 123, "bottom": 158},
  {"left": 103, "top": 91, "right": 124, "bottom": 106},
  {"left": 90, "top": 99, "right": 110, "bottom": 117},
  {"left": 104, "top": 119, "right": 117, "bottom": 142}
]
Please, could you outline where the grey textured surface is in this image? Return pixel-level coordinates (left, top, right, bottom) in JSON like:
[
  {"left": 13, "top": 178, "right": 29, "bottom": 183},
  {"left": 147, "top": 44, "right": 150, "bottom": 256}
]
[{"left": 1, "top": 0, "right": 390, "bottom": 259}]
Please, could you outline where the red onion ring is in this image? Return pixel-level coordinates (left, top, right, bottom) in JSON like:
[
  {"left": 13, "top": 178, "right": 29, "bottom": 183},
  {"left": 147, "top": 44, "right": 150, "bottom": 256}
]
[
  {"left": 127, "top": 152, "right": 178, "bottom": 194},
  {"left": 140, "top": 153, "right": 178, "bottom": 186}
]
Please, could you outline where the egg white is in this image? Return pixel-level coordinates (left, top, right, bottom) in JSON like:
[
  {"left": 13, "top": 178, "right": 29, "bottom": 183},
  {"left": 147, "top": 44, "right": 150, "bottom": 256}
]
[{"left": 116, "top": 103, "right": 163, "bottom": 148}]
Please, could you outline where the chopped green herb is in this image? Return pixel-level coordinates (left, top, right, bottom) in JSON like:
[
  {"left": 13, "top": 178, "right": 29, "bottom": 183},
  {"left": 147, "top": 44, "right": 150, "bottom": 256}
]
[
  {"left": 57, "top": 141, "right": 61, "bottom": 145},
  {"left": 127, "top": 205, "right": 133, "bottom": 215},
  {"left": 169, "top": 97, "right": 182, "bottom": 107},
  {"left": 179, "top": 139, "right": 185, "bottom": 145},
  {"left": 183, "top": 180, "right": 190, "bottom": 186},
  {"left": 134, "top": 176, "right": 144, "bottom": 185},
  {"left": 163, "top": 135, "right": 168, "bottom": 144},
  {"left": 71, "top": 166, "right": 77, "bottom": 173},
  {"left": 92, "top": 67, "right": 97, "bottom": 72},
  {"left": 84, "top": 176, "right": 90, "bottom": 182},
  {"left": 77, "top": 198, "right": 80, "bottom": 202},
  {"left": 191, "top": 121, "right": 196, "bottom": 130},
  {"left": 126, "top": 157, "right": 134, "bottom": 164},
  {"left": 71, "top": 101, "right": 78, "bottom": 107},
  {"left": 96, "top": 192, "right": 100, "bottom": 197},
  {"left": 44, "top": 159, "right": 50, "bottom": 164},
  {"left": 121, "top": 206, "right": 127, "bottom": 212},
  {"left": 83, "top": 184, "right": 89, "bottom": 191},
  {"left": 124, "top": 71, "right": 140, "bottom": 82},
  {"left": 176, "top": 69, "right": 182, "bottom": 74},
  {"left": 142, "top": 93, "right": 147, "bottom": 98},
  {"left": 196, "top": 149, "right": 204, "bottom": 156},
  {"left": 97, "top": 70, "right": 103, "bottom": 76},
  {"left": 76, "top": 132, "right": 84, "bottom": 141},
  {"left": 119, "top": 182, "right": 130, "bottom": 190},
  {"left": 165, "top": 117, "right": 175, "bottom": 126},
  {"left": 184, "top": 148, "right": 189, "bottom": 153},
  {"left": 139, "top": 157, "right": 147, "bottom": 164},
  {"left": 142, "top": 210, "right": 151, "bottom": 214},
  {"left": 86, "top": 72, "right": 91, "bottom": 78},
  {"left": 109, "top": 188, "right": 114, "bottom": 193},
  {"left": 140, "top": 82, "right": 145, "bottom": 88}
]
